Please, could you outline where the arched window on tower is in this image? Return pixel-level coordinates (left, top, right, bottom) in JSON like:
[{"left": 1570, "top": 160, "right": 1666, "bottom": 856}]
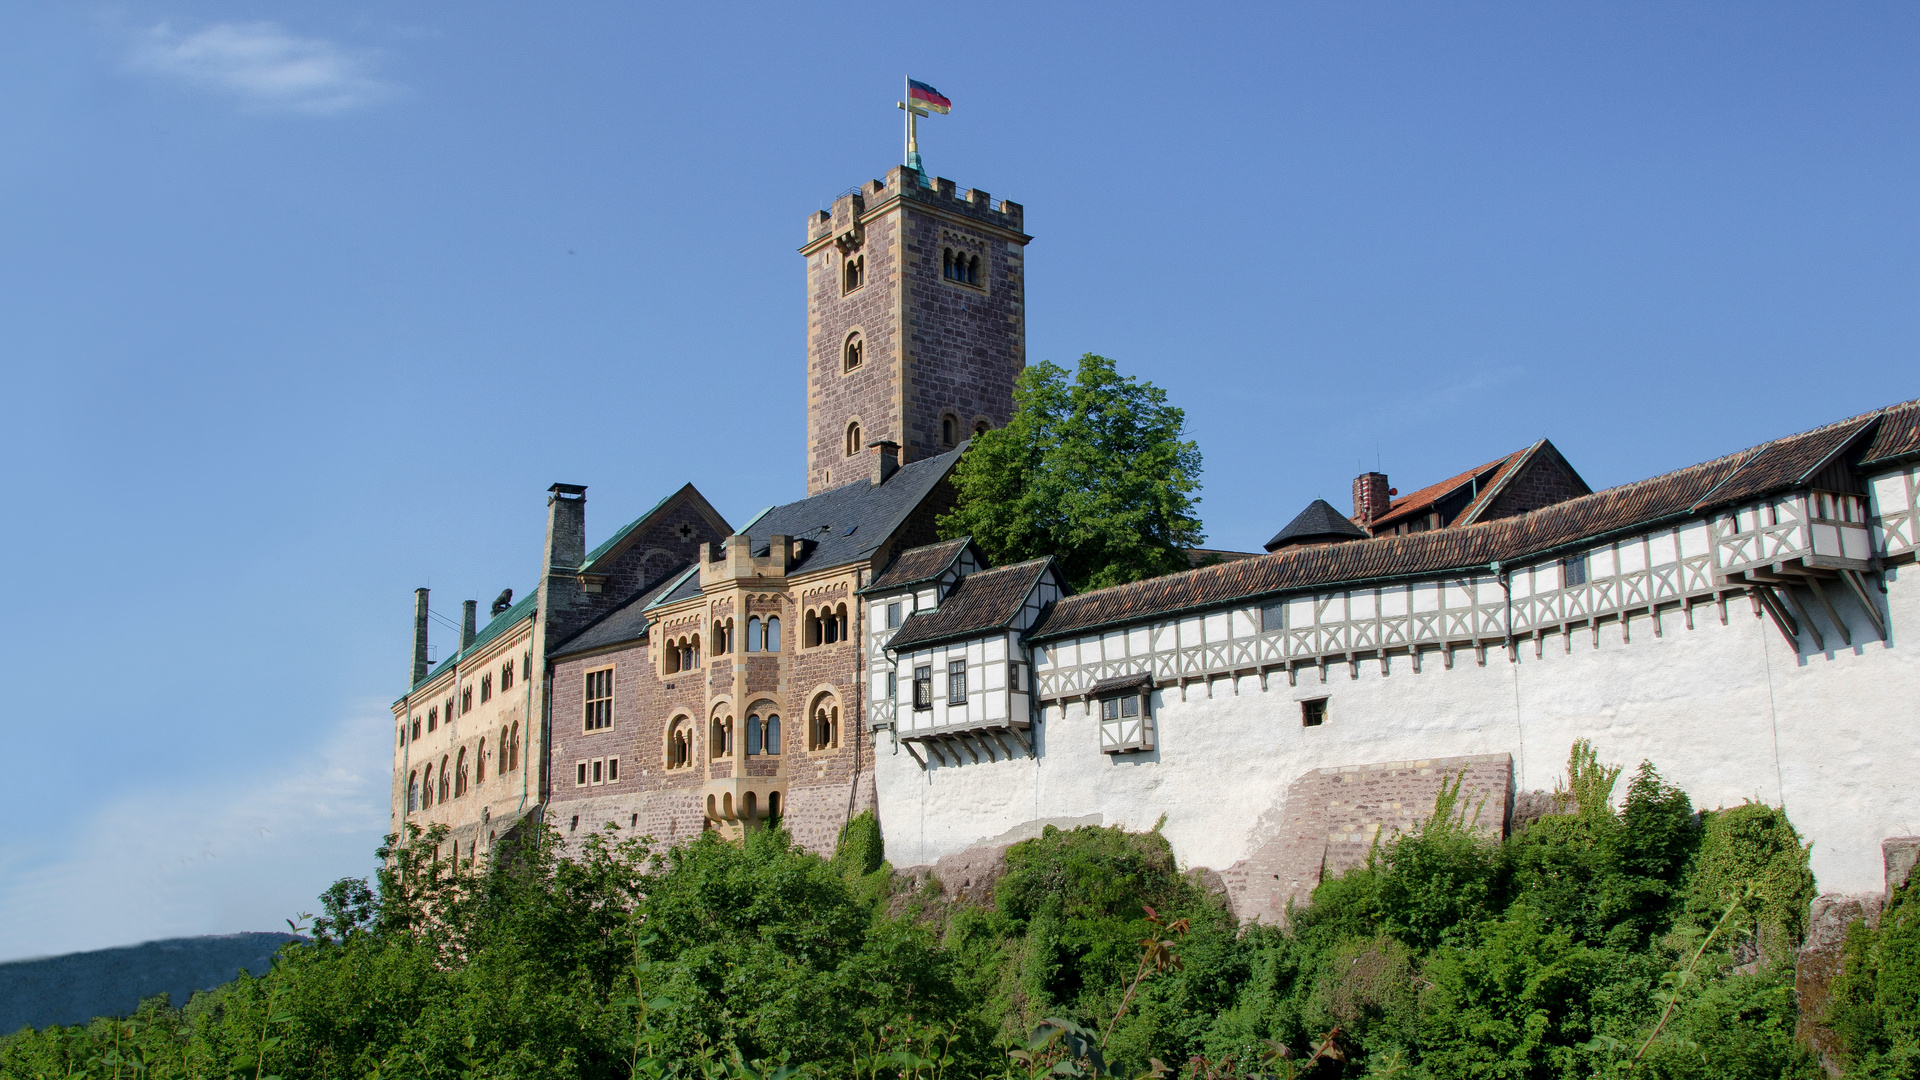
[
  {"left": 746, "top": 714, "right": 762, "bottom": 755},
  {"left": 942, "top": 414, "right": 956, "bottom": 447},
  {"left": 765, "top": 714, "right": 782, "bottom": 754},
  {"left": 809, "top": 694, "right": 840, "bottom": 751},
  {"left": 846, "top": 420, "right": 862, "bottom": 457},
  {"left": 843, "top": 332, "right": 863, "bottom": 372},
  {"left": 843, "top": 254, "right": 864, "bottom": 293},
  {"left": 746, "top": 615, "right": 761, "bottom": 652},
  {"left": 766, "top": 616, "right": 781, "bottom": 651},
  {"left": 975, "top": 419, "right": 989, "bottom": 438}
]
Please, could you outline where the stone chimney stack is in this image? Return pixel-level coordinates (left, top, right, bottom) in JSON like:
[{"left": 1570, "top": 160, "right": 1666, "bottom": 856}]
[
  {"left": 869, "top": 440, "right": 900, "bottom": 485},
  {"left": 460, "top": 600, "right": 477, "bottom": 652},
  {"left": 538, "top": 483, "right": 590, "bottom": 642},
  {"left": 1353, "top": 471, "right": 1391, "bottom": 526},
  {"left": 411, "top": 588, "right": 430, "bottom": 685}
]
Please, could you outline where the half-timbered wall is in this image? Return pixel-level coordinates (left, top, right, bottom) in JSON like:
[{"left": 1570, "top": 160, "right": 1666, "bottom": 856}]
[{"left": 869, "top": 467, "right": 1920, "bottom": 901}]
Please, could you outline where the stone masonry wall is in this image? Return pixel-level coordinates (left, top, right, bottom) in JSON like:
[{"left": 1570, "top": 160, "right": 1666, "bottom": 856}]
[
  {"left": 1216, "top": 753, "right": 1514, "bottom": 924},
  {"left": 1487, "top": 456, "right": 1586, "bottom": 521},
  {"left": 808, "top": 207, "right": 900, "bottom": 494},
  {"left": 899, "top": 200, "right": 1022, "bottom": 464}
]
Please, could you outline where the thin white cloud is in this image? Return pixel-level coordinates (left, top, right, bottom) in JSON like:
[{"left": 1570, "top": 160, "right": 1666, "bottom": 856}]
[
  {"left": 128, "top": 21, "right": 395, "bottom": 114},
  {"left": 0, "top": 711, "right": 392, "bottom": 962}
]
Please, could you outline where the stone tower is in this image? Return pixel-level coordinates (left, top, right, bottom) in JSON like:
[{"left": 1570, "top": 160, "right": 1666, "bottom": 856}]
[{"left": 802, "top": 165, "right": 1030, "bottom": 494}]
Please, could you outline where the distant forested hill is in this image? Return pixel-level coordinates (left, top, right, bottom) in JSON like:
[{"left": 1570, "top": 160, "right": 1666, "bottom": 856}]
[{"left": 0, "top": 933, "right": 297, "bottom": 1033}]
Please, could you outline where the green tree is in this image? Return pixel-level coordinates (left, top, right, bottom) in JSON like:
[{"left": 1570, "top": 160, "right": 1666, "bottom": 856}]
[{"left": 938, "top": 354, "right": 1204, "bottom": 591}]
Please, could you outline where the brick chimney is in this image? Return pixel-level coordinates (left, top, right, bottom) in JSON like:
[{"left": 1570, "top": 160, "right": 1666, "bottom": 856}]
[
  {"left": 460, "top": 600, "right": 477, "bottom": 652},
  {"left": 1353, "top": 471, "right": 1391, "bottom": 526},
  {"left": 411, "top": 588, "right": 430, "bottom": 685},
  {"left": 869, "top": 440, "right": 900, "bottom": 485}
]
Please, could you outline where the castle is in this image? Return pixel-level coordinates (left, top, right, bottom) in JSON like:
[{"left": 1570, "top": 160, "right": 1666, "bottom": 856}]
[{"left": 390, "top": 158, "right": 1920, "bottom": 918}]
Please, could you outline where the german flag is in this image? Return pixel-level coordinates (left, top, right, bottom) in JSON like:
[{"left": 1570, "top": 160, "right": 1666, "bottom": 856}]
[{"left": 908, "top": 79, "right": 951, "bottom": 114}]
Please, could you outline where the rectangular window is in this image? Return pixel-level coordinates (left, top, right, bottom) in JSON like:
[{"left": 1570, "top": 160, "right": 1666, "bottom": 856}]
[
  {"left": 480, "top": 674, "right": 492, "bottom": 703},
  {"left": 1260, "top": 601, "right": 1285, "bottom": 632},
  {"left": 461, "top": 687, "right": 472, "bottom": 714},
  {"left": 1009, "top": 662, "right": 1023, "bottom": 692},
  {"left": 1561, "top": 555, "right": 1588, "bottom": 587},
  {"left": 913, "top": 666, "right": 933, "bottom": 710},
  {"left": 591, "top": 760, "right": 603, "bottom": 783},
  {"left": 1301, "top": 698, "right": 1327, "bottom": 727},
  {"left": 502, "top": 661, "right": 514, "bottom": 691},
  {"left": 886, "top": 602, "right": 901, "bottom": 628},
  {"left": 575, "top": 762, "right": 588, "bottom": 786},
  {"left": 584, "top": 668, "right": 614, "bottom": 731},
  {"left": 523, "top": 653, "right": 532, "bottom": 682},
  {"left": 1100, "top": 695, "right": 1141, "bottom": 720},
  {"left": 426, "top": 707, "right": 437, "bottom": 733},
  {"left": 607, "top": 757, "right": 618, "bottom": 782},
  {"left": 887, "top": 671, "right": 898, "bottom": 698},
  {"left": 947, "top": 660, "right": 967, "bottom": 705}
]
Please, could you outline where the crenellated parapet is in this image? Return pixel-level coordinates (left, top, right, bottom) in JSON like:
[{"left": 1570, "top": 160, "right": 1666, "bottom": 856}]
[{"left": 805, "top": 166, "right": 1026, "bottom": 250}]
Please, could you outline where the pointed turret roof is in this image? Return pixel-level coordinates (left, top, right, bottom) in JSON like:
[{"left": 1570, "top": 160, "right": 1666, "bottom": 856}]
[{"left": 1264, "top": 498, "right": 1370, "bottom": 552}]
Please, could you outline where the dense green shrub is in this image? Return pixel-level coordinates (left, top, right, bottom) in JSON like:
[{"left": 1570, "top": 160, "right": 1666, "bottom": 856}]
[{"left": 0, "top": 744, "right": 1866, "bottom": 1079}]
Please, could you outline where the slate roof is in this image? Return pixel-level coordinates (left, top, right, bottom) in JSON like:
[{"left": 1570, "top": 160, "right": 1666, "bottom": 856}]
[
  {"left": 737, "top": 443, "right": 966, "bottom": 574},
  {"left": 1265, "top": 499, "right": 1370, "bottom": 551},
  {"left": 401, "top": 589, "right": 537, "bottom": 699},
  {"left": 550, "top": 566, "right": 698, "bottom": 659},
  {"left": 1031, "top": 399, "right": 1917, "bottom": 643},
  {"left": 883, "top": 557, "right": 1054, "bottom": 653},
  {"left": 578, "top": 483, "right": 730, "bottom": 575},
  {"left": 862, "top": 537, "right": 972, "bottom": 593}
]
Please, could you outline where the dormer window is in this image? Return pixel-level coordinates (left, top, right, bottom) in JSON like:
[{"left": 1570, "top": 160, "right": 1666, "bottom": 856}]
[
  {"left": 843, "top": 332, "right": 863, "bottom": 372},
  {"left": 942, "top": 247, "right": 981, "bottom": 286}
]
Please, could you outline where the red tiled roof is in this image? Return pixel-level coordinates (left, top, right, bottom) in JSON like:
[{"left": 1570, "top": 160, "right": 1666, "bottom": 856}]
[
  {"left": 865, "top": 536, "right": 971, "bottom": 592},
  {"left": 883, "top": 558, "right": 1054, "bottom": 652},
  {"left": 1860, "top": 399, "right": 1920, "bottom": 467},
  {"left": 1369, "top": 449, "right": 1525, "bottom": 530},
  {"left": 1031, "top": 400, "right": 1915, "bottom": 643}
]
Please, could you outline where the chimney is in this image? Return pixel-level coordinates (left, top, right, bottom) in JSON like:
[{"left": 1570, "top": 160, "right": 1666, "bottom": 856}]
[
  {"left": 539, "top": 482, "right": 591, "bottom": 642},
  {"left": 411, "top": 588, "right": 430, "bottom": 685},
  {"left": 869, "top": 440, "right": 900, "bottom": 485},
  {"left": 461, "top": 600, "right": 478, "bottom": 653},
  {"left": 1353, "top": 471, "right": 1391, "bottom": 526}
]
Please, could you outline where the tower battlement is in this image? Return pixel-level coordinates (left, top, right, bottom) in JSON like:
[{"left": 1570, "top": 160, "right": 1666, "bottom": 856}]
[{"left": 806, "top": 166, "right": 1024, "bottom": 248}]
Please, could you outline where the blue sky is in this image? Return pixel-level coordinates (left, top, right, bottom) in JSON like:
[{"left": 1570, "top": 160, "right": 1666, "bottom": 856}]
[{"left": 0, "top": 3, "right": 1913, "bottom": 959}]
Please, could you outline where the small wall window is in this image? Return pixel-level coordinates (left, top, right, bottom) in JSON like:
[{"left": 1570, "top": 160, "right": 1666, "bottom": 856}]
[
  {"left": 591, "top": 760, "right": 603, "bottom": 783},
  {"left": 1301, "top": 698, "right": 1327, "bottom": 727},
  {"left": 508, "top": 722, "right": 519, "bottom": 771},
  {"left": 843, "top": 332, "right": 864, "bottom": 372},
  {"left": 522, "top": 652, "right": 532, "bottom": 682},
  {"left": 1561, "top": 555, "right": 1588, "bottom": 587},
  {"left": 461, "top": 687, "right": 473, "bottom": 715},
  {"left": 480, "top": 674, "right": 492, "bottom": 704},
  {"left": 666, "top": 717, "right": 691, "bottom": 769},
  {"left": 445, "top": 697, "right": 454, "bottom": 723},
  {"left": 584, "top": 668, "right": 614, "bottom": 731},
  {"left": 427, "top": 706, "right": 438, "bottom": 733},
  {"left": 913, "top": 666, "right": 933, "bottom": 710},
  {"left": 455, "top": 749, "right": 469, "bottom": 796},
  {"left": 941, "top": 414, "right": 957, "bottom": 447},
  {"left": 974, "top": 419, "right": 989, "bottom": 438},
  {"left": 887, "top": 670, "right": 898, "bottom": 698},
  {"left": 886, "top": 602, "right": 901, "bottom": 628},
  {"left": 746, "top": 615, "right": 761, "bottom": 652},
  {"left": 846, "top": 420, "right": 863, "bottom": 457},
  {"left": 947, "top": 659, "right": 968, "bottom": 705},
  {"left": 713, "top": 618, "right": 733, "bottom": 654},
  {"left": 499, "top": 726, "right": 509, "bottom": 774},
  {"left": 746, "top": 714, "right": 763, "bottom": 755},
  {"left": 710, "top": 713, "right": 733, "bottom": 759},
  {"left": 1101, "top": 695, "right": 1141, "bottom": 721},
  {"left": 476, "top": 738, "right": 487, "bottom": 784},
  {"left": 438, "top": 756, "right": 450, "bottom": 803},
  {"left": 942, "top": 247, "right": 981, "bottom": 286},
  {"left": 765, "top": 714, "right": 782, "bottom": 754},
  {"left": 1260, "top": 602, "right": 1284, "bottom": 632},
  {"left": 842, "top": 254, "right": 865, "bottom": 293},
  {"left": 1097, "top": 690, "right": 1154, "bottom": 753},
  {"left": 407, "top": 771, "right": 419, "bottom": 812},
  {"left": 501, "top": 660, "right": 514, "bottom": 691},
  {"left": 809, "top": 695, "right": 840, "bottom": 751},
  {"left": 607, "top": 757, "right": 618, "bottom": 782},
  {"left": 1009, "top": 662, "right": 1024, "bottom": 692},
  {"left": 576, "top": 762, "right": 588, "bottom": 786},
  {"left": 416, "top": 713, "right": 426, "bottom": 738}
]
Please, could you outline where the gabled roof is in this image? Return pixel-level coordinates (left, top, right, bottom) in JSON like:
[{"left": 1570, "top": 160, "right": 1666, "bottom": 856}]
[
  {"left": 740, "top": 443, "right": 966, "bottom": 574},
  {"left": 400, "top": 589, "right": 537, "bottom": 701},
  {"left": 1030, "top": 399, "right": 1916, "bottom": 643},
  {"left": 550, "top": 565, "right": 698, "bottom": 659},
  {"left": 1453, "top": 439, "right": 1591, "bottom": 528},
  {"left": 578, "top": 483, "right": 730, "bottom": 575},
  {"left": 1265, "top": 499, "right": 1369, "bottom": 551},
  {"left": 644, "top": 566, "right": 704, "bottom": 611},
  {"left": 1861, "top": 399, "right": 1920, "bottom": 467},
  {"left": 883, "top": 557, "right": 1055, "bottom": 653},
  {"left": 862, "top": 536, "right": 973, "bottom": 594}
]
